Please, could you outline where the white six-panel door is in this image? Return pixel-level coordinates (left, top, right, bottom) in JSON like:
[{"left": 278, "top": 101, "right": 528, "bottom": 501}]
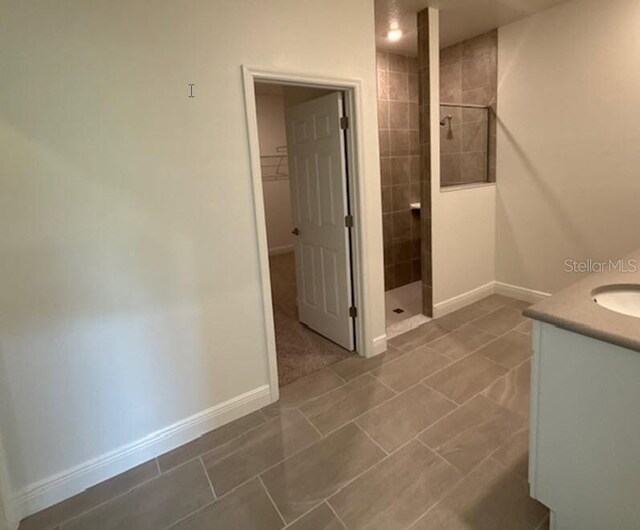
[{"left": 285, "top": 92, "right": 355, "bottom": 351}]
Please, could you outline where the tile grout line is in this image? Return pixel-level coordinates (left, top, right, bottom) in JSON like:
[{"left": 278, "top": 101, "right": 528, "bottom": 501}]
[
  {"left": 413, "top": 316, "right": 532, "bottom": 387},
  {"left": 280, "top": 501, "right": 330, "bottom": 529},
  {"left": 199, "top": 456, "right": 217, "bottom": 500},
  {"left": 373, "top": 377, "right": 399, "bottom": 396},
  {"left": 352, "top": 422, "right": 390, "bottom": 456},
  {"left": 308, "top": 385, "right": 400, "bottom": 440},
  {"left": 414, "top": 436, "right": 462, "bottom": 470},
  {"left": 163, "top": 499, "right": 215, "bottom": 530},
  {"left": 418, "top": 380, "right": 459, "bottom": 406},
  {"left": 159, "top": 412, "right": 271, "bottom": 474},
  {"left": 49, "top": 460, "right": 173, "bottom": 530},
  {"left": 296, "top": 407, "right": 325, "bottom": 439},
  {"left": 326, "top": 501, "right": 349, "bottom": 530},
  {"left": 410, "top": 452, "right": 500, "bottom": 527},
  {"left": 257, "top": 475, "right": 287, "bottom": 527},
  {"left": 419, "top": 364, "right": 525, "bottom": 436}
]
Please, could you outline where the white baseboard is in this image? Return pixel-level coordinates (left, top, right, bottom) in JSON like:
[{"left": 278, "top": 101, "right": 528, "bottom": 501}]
[
  {"left": 434, "top": 281, "right": 551, "bottom": 318},
  {"left": 268, "top": 245, "right": 294, "bottom": 256},
  {"left": 13, "top": 385, "right": 271, "bottom": 520},
  {"left": 433, "top": 281, "right": 495, "bottom": 318},
  {"left": 494, "top": 281, "right": 551, "bottom": 303},
  {"left": 371, "top": 334, "right": 388, "bottom": 357}
]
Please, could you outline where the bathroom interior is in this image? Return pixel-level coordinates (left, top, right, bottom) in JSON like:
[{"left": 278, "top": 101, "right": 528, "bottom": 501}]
[
  {"left": 381, "top": 20, "right": 497, "bottom": 338},
  {"left": 4, "top": 1, "right": 640, "bottom": 529}
]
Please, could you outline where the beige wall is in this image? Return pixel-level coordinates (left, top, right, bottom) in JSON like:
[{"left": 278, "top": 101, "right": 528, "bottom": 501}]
[
  {"left": 496, "top": 0, "right": 640, "bottom": 294},
  {"left": 0, "top": 0, "right": 382, "bottom": 516},
  {"left": 429, "top": 14, "right": 498, "bottom": 312},
  {"left": 0, "top": 432, "right": 13, "bottom": 530}
]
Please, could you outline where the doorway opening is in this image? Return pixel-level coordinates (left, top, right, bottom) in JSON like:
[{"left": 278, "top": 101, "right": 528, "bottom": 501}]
[{"left": 250, "top": 79, "right": 360, "bottom": 389}]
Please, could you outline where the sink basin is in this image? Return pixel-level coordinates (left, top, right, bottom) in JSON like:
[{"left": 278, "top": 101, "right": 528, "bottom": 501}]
[{"left": 592, "top": 284, "right": 640, "bottom": 318}]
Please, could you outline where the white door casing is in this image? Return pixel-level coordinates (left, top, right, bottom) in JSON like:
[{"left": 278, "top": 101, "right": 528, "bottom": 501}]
[{"left": 285, "top": 92, "right": 355, "bottom": 350}]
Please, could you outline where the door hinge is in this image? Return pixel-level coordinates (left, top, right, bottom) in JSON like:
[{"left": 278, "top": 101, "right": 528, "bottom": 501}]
[
  {"left": 340, "top": 116, "right": 349, "bottom": 130},
  {"left": 349, "top": 306, "right": 358, "bottom": 318},
  {"left": 345, "top": 214, "right": 354, "bottom": 228}
]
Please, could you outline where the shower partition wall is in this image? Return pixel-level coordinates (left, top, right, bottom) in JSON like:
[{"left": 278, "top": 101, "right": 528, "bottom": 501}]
[{"left": 440, "top": 102, "right": 493, "bottom": 187}]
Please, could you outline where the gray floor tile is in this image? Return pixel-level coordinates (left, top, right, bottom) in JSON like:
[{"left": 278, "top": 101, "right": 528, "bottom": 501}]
[
  {"left": 329, "top": 440, "right": 462, "bottom": 530},
  {"left": 170, "top": 478, "right": 283, "bottom": 530},
  {"left": 20, "top": 460, "right": 159, "bottom": 530},
  {"left": 62, "top": 460, "right": 213, "bottom": 530},
  {"left": 516, "top": 320, "right": 533, "bottom": 336},
  {"left": 475, "top": 294, "right": 514, "bottom": 312},
  {"left": 475, "top": 331, "right": 532, "bottom": 369},
  {"left": 330, "top": 347, "right": 404, "bottom": 381},
  {"left": 510, "top": 299, "right": 533, "bottom": 310},
  {"left": 428, "top": 325, "right": 496, "bottom": 361},
  {"left": 419, "top": 395, "right": 524, "bottom": 473},
  {"left": 484, "top": 360, "right": 531, "bottom": 419},
  {"left": 410, "top": 458, "right": 547, "bottom": 530},
  {"left": 276, "top": 369, "right": 345, "bottom": 409},
  {"left": 158, "top": 411, "right": 265, "bottom": 472},
  {"left": 388, "top": 321, "right": 450, "bottom": 352},
  {"left": 370, "top": 346, "right": 452, "bottom": 392},
  {"left": 203, "top": 409, "right": 320, "bottom": 496},
  {"left": 435, "top": 304, "right": 492, "bottom": 331},
  {"left": 355, "top": 385, "right": 456, "bottom": 452},
  {"left": 471, "top": 306, "right": 528, "bottom": 336},
  {"left": 299, "top": 379, "right": 395, "bottom": 435},
  {"left": 346, "top": 373, "right": 383, "bottom": 391},
  {"left": 493, "top": 428, "right": 529, "bottom": 480},
  {"left": 261, "top": 423, "right": 385, "bottom": 523},
  {"left": 424, "top": 353, "right": 508, "bottom": 404},
  {"left": 286, "top": 503, "right": 345, "bottom": 530}
]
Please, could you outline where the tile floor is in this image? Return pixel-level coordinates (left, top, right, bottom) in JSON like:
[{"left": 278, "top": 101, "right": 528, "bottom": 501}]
[{"left": 19, "top": 294, "right": 550, "bottom": 530}]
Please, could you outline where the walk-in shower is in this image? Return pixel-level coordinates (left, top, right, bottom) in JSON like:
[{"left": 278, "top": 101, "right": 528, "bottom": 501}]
[{"left": 439, "top": 102, "right": 494, "bottom": 187}]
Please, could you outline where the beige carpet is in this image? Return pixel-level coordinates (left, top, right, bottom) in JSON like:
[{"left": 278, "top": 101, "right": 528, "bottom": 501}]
[{"left": 269, "top": 252, "right": 353, "bottom": 387}]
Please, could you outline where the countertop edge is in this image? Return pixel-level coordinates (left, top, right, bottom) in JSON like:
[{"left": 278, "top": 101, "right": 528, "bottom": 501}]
[{"left": 523, "top": 307, "right": 640, "bottom": 353}]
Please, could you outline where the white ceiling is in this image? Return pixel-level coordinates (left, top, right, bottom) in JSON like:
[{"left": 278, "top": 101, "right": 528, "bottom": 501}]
[{"left": 375, "top": 0, "right": 567, "bottom": 54}]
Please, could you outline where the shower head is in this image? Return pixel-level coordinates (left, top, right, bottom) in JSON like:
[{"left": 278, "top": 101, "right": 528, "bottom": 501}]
[{"left": 439, "top": 115, "right": 453, "bottom": 126}]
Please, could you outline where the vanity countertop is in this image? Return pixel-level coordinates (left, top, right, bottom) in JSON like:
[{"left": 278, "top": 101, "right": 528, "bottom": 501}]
[{"left": 524, "top": 249, "right": 640, "bottom": 353}]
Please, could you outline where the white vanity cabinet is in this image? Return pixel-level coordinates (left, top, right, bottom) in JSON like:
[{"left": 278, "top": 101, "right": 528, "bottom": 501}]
[{"left": 529, "top": 321, "right": 640, "bottom": 530}]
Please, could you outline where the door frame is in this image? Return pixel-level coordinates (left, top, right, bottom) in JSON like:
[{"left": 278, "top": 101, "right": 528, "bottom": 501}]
[{"left": 242, "top": 66, "right": 368, "bottom": 402}]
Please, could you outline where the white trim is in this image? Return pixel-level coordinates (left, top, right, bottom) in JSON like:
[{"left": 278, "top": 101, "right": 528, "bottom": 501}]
[
  {"left": 494, "top": 281, "right": 551, "bottom": 303},
  {"left": 241, "top": 66, "right": 373, "bottom": 370},
  {"left": 434, "top": 281, "right": 552, "bottom": 318},
  {"left": 372, "top": 334, "right": 388, "bottom": 355},
  {"left": 433, "top": 282, "right": 495, "bottom": 318},
  {"left": 14, "top": 385, "right": 270, "bottom": 519},
  {"left": 242, "top": 67, "right": 281, "bottom": 402},
  {"left": 268, "top": 244, "right": 294, "bottom": 256}
]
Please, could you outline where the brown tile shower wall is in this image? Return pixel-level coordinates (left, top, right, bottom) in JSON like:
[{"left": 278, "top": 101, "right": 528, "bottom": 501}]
[
  {"left": 377, "top": 51, "right": 421, "bottom": 291},
  {"left": 439, "top": 30, "right": 497, "bottom": 186},
  {"left": 417, "top": 9, "right": 433, "bottom": 317}
]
